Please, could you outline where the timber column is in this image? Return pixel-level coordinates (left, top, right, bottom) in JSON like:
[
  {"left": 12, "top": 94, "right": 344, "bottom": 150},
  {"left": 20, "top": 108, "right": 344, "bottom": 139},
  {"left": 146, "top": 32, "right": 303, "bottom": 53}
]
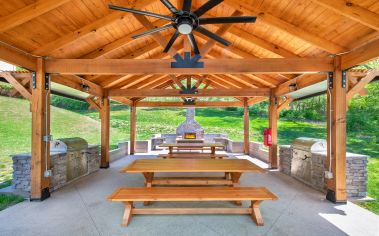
[
  {"left": 268, "top": 94, "right": 278, "bottom": 169},
  {"left": 243, "top": 98, "right": 250, "bottom": 154},
  {"left": 326, "top": 56, "right": 347, "bottom": 203},
  {"left": 100, "top": 94, "right": 110, "bottom": 168},
  {"left": 31, "top": 58, "right": 51, "bottom": 201},
  {"left": 130, "top": 101, "right": 137, "bottom": 155}
]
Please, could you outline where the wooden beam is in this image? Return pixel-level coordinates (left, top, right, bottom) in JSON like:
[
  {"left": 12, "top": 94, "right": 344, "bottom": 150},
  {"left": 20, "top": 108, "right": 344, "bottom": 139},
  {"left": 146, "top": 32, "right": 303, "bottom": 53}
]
[
  {"left": 248, "top": 97, "right": 268, "bottom": 106},
  {"left": 224, "top": 0, "right": 347, "bottom": 53},
  {"left": 347, "top": 70, "right": 379, "bottom": 101},
  {"left": 30, "top": 58, "right": 50, "bottom": 200},
  {"left": 277, "top": 97, "right": 293, "bottom": 113},
  {"left": 275, "top": 74, "right": 326, "bottom": 97},
  {"left": 130, "top": 103, "right": 137, "bottom": 155},
  {"left": 311, "top": 0, "right": 379, "bottom": 31},
  {"left": 51, "top": 74, "right": 103, "bottom": 97},
  {"left": 109, "top": 88, "right": 271, "bottom": 97},
  {"left": 268, "top": 95, "right": 278, "bottom": 169},
  {"left": 44, "top": 58, "right": 334, "bottom": 75},
  {"left": 32, "top": 0, "right": 156, "bottom": 56},
  {"left": 136, "top": 101, "right": 244, "bottom": 107},
  {"left": 341, "top": 39, "right": 379, "bottom": 70},
  {"left": 100, "top": 96, "right": 110, "bottom": 168},
  {"left": 0, "top": 72, "right": 31, "bottom": 100},
  {"left": 0, "top": 43, "right": 36, "bottom": 71},
  {"left": 243, "top": 98, "right": 250, "bottom": 154},
  {"left": 9, "top": 76, "right": 31, "bottom": 97},
  {"left": 0, "top": 0, "right": 71, "bottom": 33},
  {"left": 85, "top": 96, "right": 101, "bottom": 111},
  {"left": 326, "top": 56, "right": 347, "bottom": 203}
]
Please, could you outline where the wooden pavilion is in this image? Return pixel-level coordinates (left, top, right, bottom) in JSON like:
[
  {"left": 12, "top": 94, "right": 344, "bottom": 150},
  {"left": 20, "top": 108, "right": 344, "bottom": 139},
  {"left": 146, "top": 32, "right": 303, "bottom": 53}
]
[{"left": 0, "top": 0, "right": 378, "bottom": 204}]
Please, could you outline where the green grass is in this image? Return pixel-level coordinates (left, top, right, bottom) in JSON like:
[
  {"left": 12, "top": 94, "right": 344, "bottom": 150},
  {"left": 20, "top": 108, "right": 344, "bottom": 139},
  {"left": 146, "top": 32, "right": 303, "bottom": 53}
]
[
  {"left": 357, "top": 158, "right": 379, "bottom": 214},
  {"left": 0, "top": 194, "right": 24, "bottom": 211},
  {"left": 0, "top": 96, "right": 378, "bottom": 214}
]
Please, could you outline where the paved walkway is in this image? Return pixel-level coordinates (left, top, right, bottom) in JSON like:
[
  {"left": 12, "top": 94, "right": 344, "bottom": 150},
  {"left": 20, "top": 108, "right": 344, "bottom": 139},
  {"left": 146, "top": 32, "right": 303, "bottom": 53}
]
[{"left": 0, "top": 154, "right": 378, "bottom": 236}]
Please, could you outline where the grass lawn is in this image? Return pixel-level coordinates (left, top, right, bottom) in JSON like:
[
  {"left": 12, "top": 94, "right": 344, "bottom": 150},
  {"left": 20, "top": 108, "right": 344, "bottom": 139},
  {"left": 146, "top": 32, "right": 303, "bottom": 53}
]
[
  {"left": 0, "top": 194, "right": 24, "bottom": 211},
  {"left": 0, "top": 96, "right": 377, "bottom": 213}
]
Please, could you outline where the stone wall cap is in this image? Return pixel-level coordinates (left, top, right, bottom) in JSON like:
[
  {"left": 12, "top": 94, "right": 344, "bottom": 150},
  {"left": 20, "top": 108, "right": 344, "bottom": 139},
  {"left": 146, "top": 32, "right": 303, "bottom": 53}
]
[{"left": 279, "top": 145, "right": 291, "bottom": 148}]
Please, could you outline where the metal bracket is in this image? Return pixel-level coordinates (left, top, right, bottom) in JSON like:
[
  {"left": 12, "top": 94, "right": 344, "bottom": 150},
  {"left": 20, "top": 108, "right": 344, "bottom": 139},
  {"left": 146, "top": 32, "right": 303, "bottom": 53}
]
[
  {"left": 32, "top": 72, "right": 37, "bottom": 89},
  {"left": 171, "top": 52, "right": 204, "bottom": 68},
  {"left": 44, "top": 73, "right": 50, "bottom": 90},
  {"left": 180, "top": 86, "right": 198, "bottom": 95},
  {"left": 342, "top": 70, "right": 346, "bottom": 88},
  {"left": 183, "top": 98, "right": 196, "bottom": 106},
  {"left": 43, "top": 135, "right": 52, "bottom": 142},
  {"left": 328, "top": 72, "right": 333, "bottom": 89}
]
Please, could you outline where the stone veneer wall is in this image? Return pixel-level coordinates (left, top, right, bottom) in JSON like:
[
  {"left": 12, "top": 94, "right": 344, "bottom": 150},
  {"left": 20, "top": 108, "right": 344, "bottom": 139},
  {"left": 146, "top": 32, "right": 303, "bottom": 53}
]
[
  {"left": 12, "top": 145, "right": 100, "bottom": 196},
  {"left": 151, "top": 134, "right": 228, "bottom": 150},
  {"left": 279, "top": 145, "right": 368, "bottom": 198}
]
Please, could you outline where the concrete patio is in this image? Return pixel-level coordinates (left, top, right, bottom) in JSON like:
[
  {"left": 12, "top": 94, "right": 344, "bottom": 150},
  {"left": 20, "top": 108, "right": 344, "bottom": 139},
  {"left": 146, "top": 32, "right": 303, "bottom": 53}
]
[{"left": 0, "top": 154, "right": 377, "bottom": 236}]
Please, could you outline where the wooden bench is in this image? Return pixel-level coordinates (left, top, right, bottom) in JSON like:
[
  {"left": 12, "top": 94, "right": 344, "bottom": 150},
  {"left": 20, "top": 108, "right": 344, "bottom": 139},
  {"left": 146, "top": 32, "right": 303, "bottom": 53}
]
[
  {"left": 158, "top": 153, "right": 228, "bottom": 159},
  {"left": 108, "top": 187, "right": 278, "bottom": 227}
]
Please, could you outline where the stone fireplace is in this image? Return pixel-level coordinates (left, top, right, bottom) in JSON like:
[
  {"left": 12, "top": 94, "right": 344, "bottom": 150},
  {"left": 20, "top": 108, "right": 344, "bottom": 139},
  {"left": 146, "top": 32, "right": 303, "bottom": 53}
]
[{"left": 176, "top": 108, "right": 204, "bottom": 140}]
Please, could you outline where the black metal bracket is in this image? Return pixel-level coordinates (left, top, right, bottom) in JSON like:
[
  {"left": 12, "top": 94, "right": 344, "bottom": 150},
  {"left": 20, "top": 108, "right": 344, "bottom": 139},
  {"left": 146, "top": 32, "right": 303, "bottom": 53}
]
[
  {"left": 171, "top": 52, "right": 204, "bottom": 68},
  {"left": 100, "top": 162, "right": 110, "bottom": 169},
  {"left": 180, "top": 86, "right": 198, "bottom": 95},
  {"left": 342, "top": 70, "right": 346, "bottom": 88},
  {"left": 183, "top": 98, "right": 196, "bottom": 106},
  {"left": 32, "top": 72, "right": 37, "bottom": 89},
  {"left": 328, "top": 72, "right": 333, "bottom": 89},
  {"left": 44, "top": 73, "right": 50, "bottom": 90}
]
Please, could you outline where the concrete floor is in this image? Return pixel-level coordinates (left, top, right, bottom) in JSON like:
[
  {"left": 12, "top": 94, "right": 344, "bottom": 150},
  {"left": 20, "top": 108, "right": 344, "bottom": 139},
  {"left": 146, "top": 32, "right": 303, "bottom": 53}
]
[{"left": 0, "top": 154, "right": 378, "bottom": 236}]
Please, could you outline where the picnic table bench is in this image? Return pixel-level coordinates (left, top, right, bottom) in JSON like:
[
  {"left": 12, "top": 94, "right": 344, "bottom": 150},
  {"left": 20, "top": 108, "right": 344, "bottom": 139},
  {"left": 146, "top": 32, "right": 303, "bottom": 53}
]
[
  {"left": 158, "top": 152, "right": 228, "bottom": 159},
  {"left": 108, "top": 186, "right": 278, "bottom": 227},
  {"left": 159, "top": 142, "right": 224, "bottom": 154}
]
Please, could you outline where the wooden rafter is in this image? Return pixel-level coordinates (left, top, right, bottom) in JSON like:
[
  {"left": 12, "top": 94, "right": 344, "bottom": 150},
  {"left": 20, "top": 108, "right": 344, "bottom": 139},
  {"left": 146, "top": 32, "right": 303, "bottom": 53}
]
[
  {"left": 311, "top": 0, "right": 379, "bottom": 31},
  {"left": 224, "top": 0, "right": 347, "bottom": 53},
  {"left": 32, "top": 0, "right": 156, "bottom": 56},
  {"left": 52, "top": 74, "right": 103, "bottom": 97},
  {"left": 341, "top": 39, "right": 379, "bottom": 70},
  {"left": 347, "top": 70, "right": 379, "bottom": 101},
  {"left": 275, "top": 74, "right": 326, "bottom": 97},
  {"left": 109, "top": 88, "right": 270, "bottom": 97},
  {"left": 0, "top": 43, "right": 36, "bottom": 71},
  {"left": 0, "top": 0, "right": 72, "bottom": 33}
]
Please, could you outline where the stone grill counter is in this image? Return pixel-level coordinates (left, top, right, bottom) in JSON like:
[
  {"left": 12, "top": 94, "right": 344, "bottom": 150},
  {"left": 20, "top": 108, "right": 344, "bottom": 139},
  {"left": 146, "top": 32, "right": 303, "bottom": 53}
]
[
  {"left": 12, "top": 138, "right": 100, "bottom": 196},
  {"left": 279, "top": 139, "right": 368, "bottom": 198}
]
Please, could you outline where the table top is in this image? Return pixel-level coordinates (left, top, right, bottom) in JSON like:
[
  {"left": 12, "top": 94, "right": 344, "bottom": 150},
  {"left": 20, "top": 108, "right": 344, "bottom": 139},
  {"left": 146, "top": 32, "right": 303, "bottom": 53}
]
[
  {"left": 121, "top": 159, "right": 265, "bottom": 173},
  {"left": 160, "top": 142, "right": 224, "bottom": 148}
]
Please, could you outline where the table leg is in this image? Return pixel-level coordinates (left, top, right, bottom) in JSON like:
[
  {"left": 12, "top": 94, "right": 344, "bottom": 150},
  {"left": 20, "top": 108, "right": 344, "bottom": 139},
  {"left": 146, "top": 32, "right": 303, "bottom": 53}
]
[
  {"left": 251, "top": 200, "right": 264, "bottom": 226},
  {"left": 169, "top": 147, "right": 173, "bottom": 154},
  {"left": 211, "top": 147, "right": 216, "bottom": 154},
  {"left": 142, "top": 172, "right": 154, "bottom": 206},
  {"left": 231, "top": 172, "right": 242, "bottom": 206},
  {"left": 122, "top": 201, "right": 133, "bottom": 227}
]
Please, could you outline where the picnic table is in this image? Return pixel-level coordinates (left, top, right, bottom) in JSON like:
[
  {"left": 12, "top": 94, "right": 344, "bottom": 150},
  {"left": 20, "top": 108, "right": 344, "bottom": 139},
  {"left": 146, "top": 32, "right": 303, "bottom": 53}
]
[
  {"left": 159, "top": 142, "right": 224, "bottom": 154},
  {"left": 121, "top": 159, "right": 265, "bottom": 187}
]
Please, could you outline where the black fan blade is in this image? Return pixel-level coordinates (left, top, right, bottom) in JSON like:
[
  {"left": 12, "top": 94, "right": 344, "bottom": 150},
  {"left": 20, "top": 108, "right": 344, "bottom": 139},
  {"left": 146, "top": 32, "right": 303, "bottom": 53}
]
[
  {"left": 160, "top": 0, "right": 178, "bottom": 13},
  {"left": 164, "top": 30, "right": 180, "bottom": 53},
  {"left": 109, "top": 4, "right": 174, "bottom": 21},
  {"left": 193, "top": 0, "right": 223, "bottom": 17},
  {"left": 187, "top": 33, "right": 200, "bottom": 55},
  {"left": 195, "top": 26, "right": 231, "bottom": 46},
  {"left": 199, "top": 16, "right": 257, "bottom": 25},
  {"left": 183, "top": 0, "right": 192, "bottom": 12},
  {"left": 132, "top": 24, "right": 174, "bottom": 39}
]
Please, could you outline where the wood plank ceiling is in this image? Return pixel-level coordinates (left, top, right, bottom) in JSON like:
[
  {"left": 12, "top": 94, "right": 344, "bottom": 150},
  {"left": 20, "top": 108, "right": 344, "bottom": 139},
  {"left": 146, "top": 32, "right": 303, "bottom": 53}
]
[{"left": 0, "top": 0, "right": 378, "bottom": 97}]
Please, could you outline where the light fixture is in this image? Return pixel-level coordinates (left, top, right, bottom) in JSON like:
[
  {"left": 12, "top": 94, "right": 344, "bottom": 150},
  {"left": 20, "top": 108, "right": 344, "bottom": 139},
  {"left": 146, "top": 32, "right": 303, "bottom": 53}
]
[{"left": 288, "top": 83, "right": 297, "bottom": 92}]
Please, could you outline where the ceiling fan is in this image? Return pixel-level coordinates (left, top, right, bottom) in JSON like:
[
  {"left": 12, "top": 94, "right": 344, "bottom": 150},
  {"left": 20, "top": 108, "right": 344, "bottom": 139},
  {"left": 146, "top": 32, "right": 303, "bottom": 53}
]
[{"left": 109, "top": 0, "right": 257, "bottom": 55}]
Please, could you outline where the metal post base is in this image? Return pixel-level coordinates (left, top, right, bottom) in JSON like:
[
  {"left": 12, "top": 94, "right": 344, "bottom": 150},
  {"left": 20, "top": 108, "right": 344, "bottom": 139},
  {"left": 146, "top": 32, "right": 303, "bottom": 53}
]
[
  {"left": 326, "top": 189, "right": 347, "bottom": 204},
  {"left": 30, "top": 187, "right": 50, "bottom": 201},
  {"left": 100, "top": 162, "right": 110, "bottom": 169}
]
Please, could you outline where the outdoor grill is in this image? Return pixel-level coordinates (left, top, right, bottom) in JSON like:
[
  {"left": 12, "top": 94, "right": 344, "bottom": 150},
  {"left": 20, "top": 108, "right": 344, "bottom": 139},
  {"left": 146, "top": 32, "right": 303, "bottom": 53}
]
[
  {"left": 50, "top": 137, "right": 89, "bottom": 182},
  {"left": 291, "top": 138, "right": 327, "bottom": 185}
]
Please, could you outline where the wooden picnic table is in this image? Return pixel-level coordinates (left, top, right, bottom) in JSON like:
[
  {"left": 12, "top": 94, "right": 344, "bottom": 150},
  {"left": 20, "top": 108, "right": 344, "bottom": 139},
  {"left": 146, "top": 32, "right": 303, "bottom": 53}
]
[
  {"left": 159, "top": 142, "right": 224, "bottom": 154},
  {"left": 121, "top": 159, "right": 265, "bottom": 187}
]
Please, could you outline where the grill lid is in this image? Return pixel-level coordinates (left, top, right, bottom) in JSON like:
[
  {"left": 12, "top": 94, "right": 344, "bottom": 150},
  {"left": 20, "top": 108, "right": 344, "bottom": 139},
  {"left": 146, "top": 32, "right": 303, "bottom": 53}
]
[
  {"left": 51, "top": 137, "right": 88, "bottom": 152},
  {"left": 291, "top": 137, "right": 327, "bottom": 152}
]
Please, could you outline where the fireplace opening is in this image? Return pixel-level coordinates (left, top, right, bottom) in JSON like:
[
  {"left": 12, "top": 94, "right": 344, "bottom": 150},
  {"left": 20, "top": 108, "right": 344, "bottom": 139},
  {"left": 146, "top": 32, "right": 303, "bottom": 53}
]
[{"left": 184, "top": 132, "right": 197, "bottom": 139}]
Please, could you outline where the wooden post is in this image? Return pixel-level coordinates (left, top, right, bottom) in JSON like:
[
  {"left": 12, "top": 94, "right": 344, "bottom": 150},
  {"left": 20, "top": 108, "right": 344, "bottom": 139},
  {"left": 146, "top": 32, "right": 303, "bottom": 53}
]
[
  {"left": 130, "top": 102, "right": 137, "bottom": 155},
  {"left": 243, "top": 98, "right": 250, "bottom": 154},
  {"left": 30, "top": 58, "right": 51, "bottom": 201},
  {"left": 326, "top": 56, "right": 347, "bottom": 203},
  {"left": 100, "top": 96, "right": 110, "bottom": 168},
  {"left": 268, "top": 95, "right": 278, "bottom": 169}
]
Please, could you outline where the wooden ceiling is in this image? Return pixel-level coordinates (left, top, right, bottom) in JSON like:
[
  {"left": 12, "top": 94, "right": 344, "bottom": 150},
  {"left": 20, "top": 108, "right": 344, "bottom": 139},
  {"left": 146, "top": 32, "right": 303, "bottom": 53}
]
[{"left": 0, "top": 0, "right": 378, "bottom": 99}]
